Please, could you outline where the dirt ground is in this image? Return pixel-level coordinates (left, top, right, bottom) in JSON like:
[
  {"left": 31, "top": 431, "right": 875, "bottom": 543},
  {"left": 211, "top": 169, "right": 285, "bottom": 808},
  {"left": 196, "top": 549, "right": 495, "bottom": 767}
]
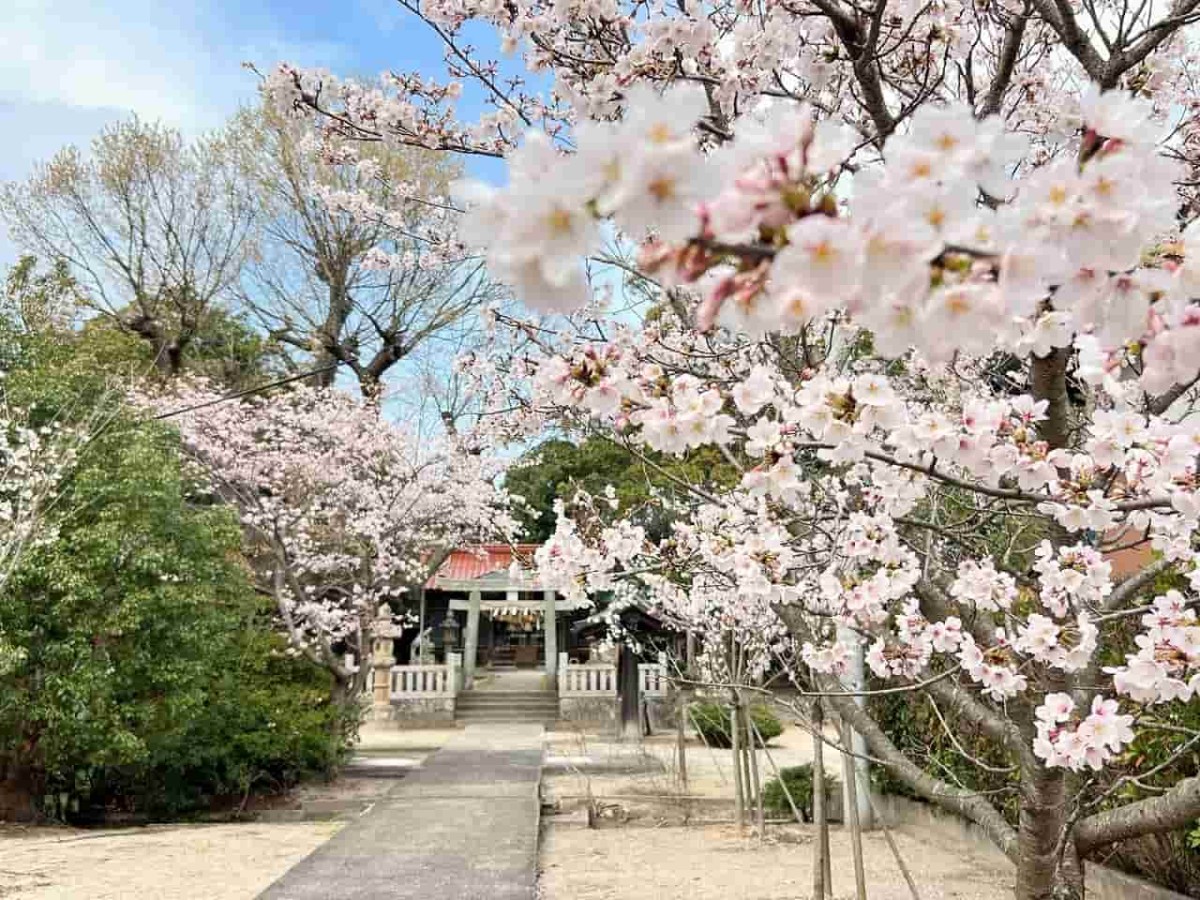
[
  {"left": 0, "top": 724, "right": 451, "bottom": 900},
  {"left": 543, "top": 722, "right": 824, "bottom": 814},
  {"left": 0, "top": 821, "right": 341, "bottom": 899},
  {"left": 541, "top": 719, "right": 1016, "bottom": 899},
  {"left": 538, "top": 821, "right": 1015, "bottom": 900}
]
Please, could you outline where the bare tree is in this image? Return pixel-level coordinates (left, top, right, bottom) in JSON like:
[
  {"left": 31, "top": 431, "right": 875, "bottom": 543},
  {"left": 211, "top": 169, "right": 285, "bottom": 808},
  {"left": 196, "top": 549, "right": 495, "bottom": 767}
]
[
  {"left": 0, "top": 119, "right": 257, "bottom": 375},
  {"left": 231, "top": 105, "right": 504, "bottom": 399}
]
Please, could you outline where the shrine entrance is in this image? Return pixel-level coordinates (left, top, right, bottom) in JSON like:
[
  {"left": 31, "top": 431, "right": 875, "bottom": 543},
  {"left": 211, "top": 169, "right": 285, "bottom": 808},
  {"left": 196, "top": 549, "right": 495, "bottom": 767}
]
[
  {"left": 487, "top": 608, "right": 544, "bottom": 668},
  {"left": 420, "top": 544, "right": 589, "bottom": 689}
]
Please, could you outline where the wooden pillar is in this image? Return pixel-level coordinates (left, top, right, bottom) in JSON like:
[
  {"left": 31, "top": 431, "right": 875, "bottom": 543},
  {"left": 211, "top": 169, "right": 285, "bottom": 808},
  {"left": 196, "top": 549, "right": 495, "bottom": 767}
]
[
  {"left": 618, "top": 642, "right": 641, "bottom": 740},
  {"left": 464, "top": 589, "right": 481, "bottom": 689},
  {"left": 417, "top": 585, "right": 426, "bottom": 654},
  {"left": 543, "top": 589, "right": 558, "bottom": 678}
]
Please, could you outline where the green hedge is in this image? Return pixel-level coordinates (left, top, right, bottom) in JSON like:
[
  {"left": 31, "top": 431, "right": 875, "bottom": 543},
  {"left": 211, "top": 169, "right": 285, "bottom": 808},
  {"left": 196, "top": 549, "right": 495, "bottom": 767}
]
[
  {"left": 762, "top": 764, "right": 839, "bottom": 821},
  {"left": 0, "top": 406, "right": 354, "bottom": 821},
  {"left": 689, "top": 700, "right": 784, "bottom": 748}
]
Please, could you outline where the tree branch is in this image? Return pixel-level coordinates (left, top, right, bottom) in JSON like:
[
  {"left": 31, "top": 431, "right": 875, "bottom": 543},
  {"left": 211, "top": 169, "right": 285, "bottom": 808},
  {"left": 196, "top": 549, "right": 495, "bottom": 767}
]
[
  {"left": 819, "top": 675, "right": 1020, "bottom": 859},
  {"left": 1075, "top": 775, "right": 1200, "bottom": 852}
]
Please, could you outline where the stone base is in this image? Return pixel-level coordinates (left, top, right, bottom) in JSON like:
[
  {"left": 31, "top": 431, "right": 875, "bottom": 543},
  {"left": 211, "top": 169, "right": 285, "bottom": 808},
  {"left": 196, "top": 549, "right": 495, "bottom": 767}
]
[
  {"left": 372, "top": 697, "right": 456, "bottom": 726},
  {"left": 559, "top": 696, "right": 618, "bottom": 730},
  {"left": 644, "top": 696, "right": 676, "bottom": 732}
]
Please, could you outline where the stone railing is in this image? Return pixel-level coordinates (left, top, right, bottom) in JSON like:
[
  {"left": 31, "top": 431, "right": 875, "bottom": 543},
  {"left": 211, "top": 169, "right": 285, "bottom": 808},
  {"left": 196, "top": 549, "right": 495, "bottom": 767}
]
[
  {"left": 558, "top": 654, "right": 617, "bottom": 695},
  {"left": 390, "top": 661, "right": 457, "bottom": 698},
  {"left": 557, "top": 656, "right": 669, "bottom": 697},
  {"left": 639, "top": 662, "right": 667, "bottom": 697}
]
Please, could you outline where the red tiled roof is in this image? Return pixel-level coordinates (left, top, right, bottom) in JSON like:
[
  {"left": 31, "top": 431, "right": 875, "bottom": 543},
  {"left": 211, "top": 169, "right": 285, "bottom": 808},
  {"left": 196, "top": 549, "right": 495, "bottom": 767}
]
[{"left": 426, "top": 544, "right": 542, "bottom": 588}]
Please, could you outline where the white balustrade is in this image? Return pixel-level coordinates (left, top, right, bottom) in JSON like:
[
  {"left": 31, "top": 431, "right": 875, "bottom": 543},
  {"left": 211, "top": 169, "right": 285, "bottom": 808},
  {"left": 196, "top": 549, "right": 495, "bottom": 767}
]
[
  {"left": 390, "top": 664, "right": 453, "bottom": 698},
  {"left": 559, "top": 662, "right": 617, "bottom": 695},
  {"left": 638, "top": 662, "right": 667, "bottom": 697}
]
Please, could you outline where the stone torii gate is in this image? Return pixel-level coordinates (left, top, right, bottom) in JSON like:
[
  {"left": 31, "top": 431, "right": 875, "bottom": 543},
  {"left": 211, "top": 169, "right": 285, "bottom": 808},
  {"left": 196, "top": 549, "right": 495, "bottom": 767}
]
[{"left": 425, "top": 545, "right": 563, "bottom": 689}]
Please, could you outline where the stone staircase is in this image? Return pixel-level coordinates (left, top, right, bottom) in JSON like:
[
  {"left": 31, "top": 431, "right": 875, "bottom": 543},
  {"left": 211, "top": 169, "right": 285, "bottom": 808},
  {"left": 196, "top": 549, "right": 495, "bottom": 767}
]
[{"left": 455, "top": 689, "right": 559, "bottom": 724}]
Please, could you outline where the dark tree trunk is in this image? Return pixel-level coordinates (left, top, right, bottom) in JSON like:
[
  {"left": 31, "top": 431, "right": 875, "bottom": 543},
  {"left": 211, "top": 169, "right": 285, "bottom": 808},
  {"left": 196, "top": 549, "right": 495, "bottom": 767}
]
[
  {"left": 1030, "top": 347, "right": 1073, "bottom": 450},
  {"left": 307, "top": 351, "right": 339, "bottom": 388},
  {"left": 0, "top": 764, "right": 37, "bottom": 821},
  {"left": 1015, "top": 765, "right": 1084, "bottom": 900}
]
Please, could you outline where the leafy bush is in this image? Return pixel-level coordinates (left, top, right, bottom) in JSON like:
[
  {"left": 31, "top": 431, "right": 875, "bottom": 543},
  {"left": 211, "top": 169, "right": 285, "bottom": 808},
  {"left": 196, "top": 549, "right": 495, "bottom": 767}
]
[
  {"left": 0, "top": 301, "right": 355, "bottom": 821},
  {"left": 762, "top": 764, "right": 839, "bottom": 821},
  {"left": 0, "top": 415, "right": 357, "bottom": 821},
  {"left": 689, "top": 700, "right": 784, "bottom": 748}
]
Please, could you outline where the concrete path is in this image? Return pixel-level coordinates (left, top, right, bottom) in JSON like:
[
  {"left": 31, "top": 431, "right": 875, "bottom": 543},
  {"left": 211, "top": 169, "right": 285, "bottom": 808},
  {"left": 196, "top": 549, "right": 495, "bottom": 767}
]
[{"left": 258, "top": 724, "right": 544, "bottom": 900}]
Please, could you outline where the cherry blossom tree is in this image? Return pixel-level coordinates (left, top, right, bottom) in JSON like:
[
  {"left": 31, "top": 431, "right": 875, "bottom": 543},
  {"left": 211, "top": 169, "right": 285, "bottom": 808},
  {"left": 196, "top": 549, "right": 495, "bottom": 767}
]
[
  {"left": 254, "top": 2, "right": 1200, "bottom": 894},
  {"left": 0, "top": 418, "right": 88, "bottom": 609},
  {"left": 144, "top": 383, "right": 514, "bottom": 701},
  {"left": 0, "top": 265, "right": 120, "bottom": 605}
]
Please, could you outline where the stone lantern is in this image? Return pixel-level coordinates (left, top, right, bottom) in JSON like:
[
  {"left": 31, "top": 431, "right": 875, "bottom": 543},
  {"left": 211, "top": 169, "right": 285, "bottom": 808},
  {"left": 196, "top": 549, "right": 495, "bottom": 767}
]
[
  {"left": 372, "top": 603, "right": 400, "bottom": 709},
  {"left": 440, "top": 613, "right": 461, "bottom": 650}
]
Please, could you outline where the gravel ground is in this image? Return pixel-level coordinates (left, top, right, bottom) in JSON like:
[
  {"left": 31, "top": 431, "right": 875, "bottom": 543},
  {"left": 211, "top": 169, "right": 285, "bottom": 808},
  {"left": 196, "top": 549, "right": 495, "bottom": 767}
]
[
  {"left": 0, "top": 822, "right": 342, "bottom": 899},
  {"left": 538, "top": 821, "right": 1014, "bottom": 900}
]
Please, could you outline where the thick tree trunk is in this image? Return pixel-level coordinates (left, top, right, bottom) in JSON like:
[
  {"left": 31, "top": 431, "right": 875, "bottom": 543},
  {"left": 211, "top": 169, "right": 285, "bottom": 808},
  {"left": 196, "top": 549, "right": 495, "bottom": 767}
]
[
  {"left": 1018, "top": 350, "right": 1084, "bottom": 899},
  {"left": 0, "top": 766, "right": 36, "bottom": 821},
  {"left": 308, "top": 348, "right": 340, "bottom": 388},
  {"left": 1014, "top": 765, "right": 1084, "bottom": 900}
]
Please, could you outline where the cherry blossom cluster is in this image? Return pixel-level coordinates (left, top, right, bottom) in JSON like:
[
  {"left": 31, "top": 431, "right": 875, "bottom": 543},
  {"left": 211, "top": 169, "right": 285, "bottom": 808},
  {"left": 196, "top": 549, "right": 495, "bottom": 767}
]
[
  {"left": 452, "top": 85, "right": 720, "bottom": 311},
  {"left": 1032, "top": 542, "right": 1113, "bottom": 617},
  {"left": 949, "top": 559, "right": 1018, "bottom": 613},
  {"left": 1108, "top": 590, "right": 1200, "bottom": 703},
  {"left": 459, "top": 85, "right": 1200, "bottom": 399},
  {"left": 263, "top": 63, "right": 508, "bottom": 156},
  {"left": 139, "top": 382, "right": 513, "bottom": 667},
  {"left": 1033, "top": 693, "right": 1136, "bottom": 771},
  {"left": 534, "top": 329, "right": 1200, "bottom": 539}
]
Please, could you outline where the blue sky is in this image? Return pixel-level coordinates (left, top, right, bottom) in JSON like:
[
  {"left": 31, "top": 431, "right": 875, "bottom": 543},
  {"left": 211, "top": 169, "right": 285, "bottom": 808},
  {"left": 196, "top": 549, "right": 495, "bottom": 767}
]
[{"left": 0, "top": 0, "right": 497, "bottom": 264}]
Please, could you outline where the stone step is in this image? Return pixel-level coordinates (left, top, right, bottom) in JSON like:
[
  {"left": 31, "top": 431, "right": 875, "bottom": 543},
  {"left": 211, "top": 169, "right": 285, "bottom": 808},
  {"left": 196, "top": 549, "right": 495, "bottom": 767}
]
[
  {"left": 457, "top": 692, "right": 556, "bottom": 702},
  {"left": 455, "top": 712, "right": 558, "bottom": 723},
  {"left": 342, "top": 755, "right": 421, "bottom": 778},
  {"left": 455, "top": 687, "right": 560, "bottom": 724}
]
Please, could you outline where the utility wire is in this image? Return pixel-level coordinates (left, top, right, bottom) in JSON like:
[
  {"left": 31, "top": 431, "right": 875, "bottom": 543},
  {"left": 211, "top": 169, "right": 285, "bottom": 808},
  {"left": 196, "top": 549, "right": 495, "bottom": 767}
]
[{"left": 148, "top": 362, "right": 342, "bottom": 422}]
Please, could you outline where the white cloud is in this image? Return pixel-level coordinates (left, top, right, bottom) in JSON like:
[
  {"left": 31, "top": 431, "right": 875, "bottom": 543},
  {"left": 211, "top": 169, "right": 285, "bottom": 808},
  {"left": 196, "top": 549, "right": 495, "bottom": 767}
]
[
  {"left": 0, "top": 0, "right": 354, "bottom": 264},
  {"left": 0, "top": 0, "right": 250, "bottom": 130},
  {"left": 0, "top": 0, "right": 356, "bottom": 131}
]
